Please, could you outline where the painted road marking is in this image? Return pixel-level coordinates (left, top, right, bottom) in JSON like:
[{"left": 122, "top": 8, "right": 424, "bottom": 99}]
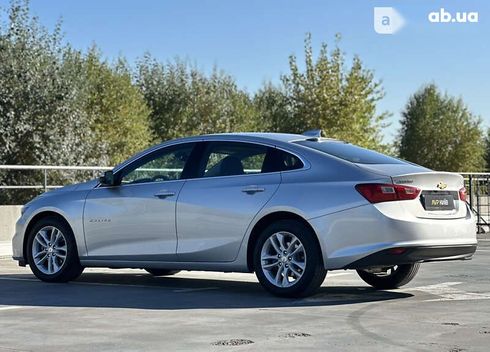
[
  {"left": 0, "top": 306, "right": 23, "bottom": 311},
  {"left": 328, "top": 272, "right": 354, "bottom": 277},
  {"left": 408, "top": 282, "right": 490, "bottom": 302}
]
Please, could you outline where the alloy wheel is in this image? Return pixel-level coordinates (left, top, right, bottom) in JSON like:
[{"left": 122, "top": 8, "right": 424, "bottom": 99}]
[
  {"left": 31, "top": 226, "right": 67, "bottom": 275},
  {"left": 260, "top": 231, "right": 306, "bottom": 288}
]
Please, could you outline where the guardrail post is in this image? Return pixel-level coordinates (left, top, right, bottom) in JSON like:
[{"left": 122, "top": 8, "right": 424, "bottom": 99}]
[
  {"left": 469, "top": 174, "right": 473, "bottom": 209},
  {"left": 43, "top": 168, "right": 47, "bottom": 192},
  {"left": 476, "top": 178, "right": 481, "bottom": 224}
]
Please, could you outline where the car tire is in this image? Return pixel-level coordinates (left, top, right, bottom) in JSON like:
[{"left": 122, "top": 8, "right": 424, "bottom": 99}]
[
  {"left": 26, "top": 216, "right": 84, "bottom": 283},
  {"left": 253, "top": 219, "right": 327, "bottom": 298},
  {"left": 356, "top": 263, "right": 420, "bottom": 289},
  {"left": 145, "top": 269, "right": 181, "bottom": 276}
]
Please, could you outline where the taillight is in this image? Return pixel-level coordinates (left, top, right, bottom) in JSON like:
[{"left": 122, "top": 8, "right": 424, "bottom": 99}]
[
  {"left": 355, "top": 183, "right": 421, "bottom": 204},
  {"left": 459, "top": 187, "right": 467, "bottom": 202}
]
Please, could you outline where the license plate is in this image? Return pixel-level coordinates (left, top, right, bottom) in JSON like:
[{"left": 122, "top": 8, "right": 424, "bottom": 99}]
[{"left": 422, "top": 194, "right": 455, "bottom": 211}]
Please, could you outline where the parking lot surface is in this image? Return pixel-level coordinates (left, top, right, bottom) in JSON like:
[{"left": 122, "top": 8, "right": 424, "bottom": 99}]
[{"left": 0, "top": 239, "right": 489, "bottom": 351}]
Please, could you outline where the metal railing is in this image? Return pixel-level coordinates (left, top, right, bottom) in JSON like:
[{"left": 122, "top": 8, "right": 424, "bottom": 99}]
[
  {"left": 461, "top": 173, "right": 490, "bottom": 229},
  {"left": 0, "top": 165, "right": 112, "bottom": 192},
  {"left": 1, "top": 165, "right": 489, "bottom": 229}
]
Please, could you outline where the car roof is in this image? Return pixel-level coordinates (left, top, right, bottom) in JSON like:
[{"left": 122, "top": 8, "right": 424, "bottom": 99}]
[
  {"left": 175, "top": 132, "right": 340, "bottom": 144},
  {"left": 197, "top": 132, "right": 308, "bottom": 143}
]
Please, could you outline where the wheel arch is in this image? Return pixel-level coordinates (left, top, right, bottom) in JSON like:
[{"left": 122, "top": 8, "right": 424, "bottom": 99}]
[
  {"left": 246, "top": 211, "right": 323, "bottom": 271},
  {"left": 23, "top": 211, "right": 74, "bottom": 264}
]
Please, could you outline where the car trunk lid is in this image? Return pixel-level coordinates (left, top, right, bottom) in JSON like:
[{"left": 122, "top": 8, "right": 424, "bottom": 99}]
[
  {"left": 392, "top": 172, "right": 466, "bottom": 219},
  {"left": 356, "top": 163, "right": 467, "bottom": 219}
]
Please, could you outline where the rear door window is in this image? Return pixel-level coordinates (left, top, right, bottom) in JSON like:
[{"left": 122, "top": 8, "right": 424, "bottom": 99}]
[
  {"left": 199, "top": 142, "right": 269, "bottom": 178},
  {"left": 196, "top": 142, "right": 304, "bottom": 178}
]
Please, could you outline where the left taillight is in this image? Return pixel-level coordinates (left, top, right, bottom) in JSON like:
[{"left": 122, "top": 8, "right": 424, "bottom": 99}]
[
  {"left": 355, "top": 183, "right": 421, "bottom": 204},
  {"left": 459, "top": 187, "right": 467, "bottom": 202}
]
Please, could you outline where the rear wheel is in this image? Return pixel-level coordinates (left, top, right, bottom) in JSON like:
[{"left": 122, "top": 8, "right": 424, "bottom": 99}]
[
  {"left": 145, "top": 269, "right": 180, "bottom": 276},
  {"left": 253, "top": 219, "right": 326, "bottom": 298},
  {"left": 26, "top": 216, "right": 84, "bottom": 283},
  {"left": 356, "top": 263, "right": 420, "bottom": 289}
]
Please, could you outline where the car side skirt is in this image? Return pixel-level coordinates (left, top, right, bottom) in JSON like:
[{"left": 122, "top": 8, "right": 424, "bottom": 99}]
[{"left": 79, "top": 259, "right": 250, "bottom": 273}]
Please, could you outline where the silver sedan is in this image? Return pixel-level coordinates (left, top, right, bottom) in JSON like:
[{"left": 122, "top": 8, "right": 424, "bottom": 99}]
[{"left": 12, "top": 132, "right": 477, "bottom": 297}]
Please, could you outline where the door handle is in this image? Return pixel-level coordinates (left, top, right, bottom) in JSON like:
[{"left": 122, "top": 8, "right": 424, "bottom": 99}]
[
  {"left": 241, "top": 185, "right": 265, "bottom": 194},
  {"left": 154, "top": 190, "right": 176, "bottom": 199}
]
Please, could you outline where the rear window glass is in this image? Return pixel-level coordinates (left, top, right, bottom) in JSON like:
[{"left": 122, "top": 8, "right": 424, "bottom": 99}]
[{"left": 295, "top": 140, "right": 404, "bottom": 164}]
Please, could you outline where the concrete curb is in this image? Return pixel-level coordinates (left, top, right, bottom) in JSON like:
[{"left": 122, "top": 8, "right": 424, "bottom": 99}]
[
  {"left": 0, "top": 241, "right": 12, "bottom": 258},
  {"left": 0, "top": 205, "right": 21, "bottom": 241}
]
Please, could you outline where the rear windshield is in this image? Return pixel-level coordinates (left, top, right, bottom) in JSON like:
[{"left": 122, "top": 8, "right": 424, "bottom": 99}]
[{"left": 295, "top": 140, "right": 404, "bottom": 164}]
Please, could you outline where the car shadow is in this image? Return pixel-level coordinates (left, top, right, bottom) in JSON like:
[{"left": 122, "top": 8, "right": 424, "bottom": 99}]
[{"left": 0, "top": 272, "right": 413, "bottom": 310}]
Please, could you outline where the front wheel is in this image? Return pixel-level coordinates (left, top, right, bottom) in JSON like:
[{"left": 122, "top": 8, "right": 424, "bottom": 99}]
[
  {"left": 356, "top": 263, "right": 420, "bottom": 289},
  {"left": 253, "top": 219, "right": 327, "bottom": 298},
  {"left": 26, "top": 216, "right": 84, "bottom": 283}
]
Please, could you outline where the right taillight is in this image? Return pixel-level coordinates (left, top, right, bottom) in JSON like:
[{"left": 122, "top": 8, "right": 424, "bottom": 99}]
[
  {"left": 459, "top": 187, "right": 467, "bottom": 202},
  {"left": 355, "top": 183, "right": 421, "bottom": 204}
]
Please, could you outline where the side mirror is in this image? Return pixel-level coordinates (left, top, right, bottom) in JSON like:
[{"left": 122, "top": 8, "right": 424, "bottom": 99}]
[{"left": 99, "top": 170, "right": 116, "bottom": 186}]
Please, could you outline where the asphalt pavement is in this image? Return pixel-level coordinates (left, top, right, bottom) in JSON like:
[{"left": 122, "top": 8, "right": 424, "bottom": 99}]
[{"left": 0, "top": 238, "right": 489, "bottom": 351}]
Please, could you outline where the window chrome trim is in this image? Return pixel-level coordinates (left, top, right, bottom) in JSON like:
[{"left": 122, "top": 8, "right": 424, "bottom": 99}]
[
  {"left": 98, "top": 178, "right": 187, "bottom": 190},
  {"left": 112, "top": 138, "right": 205, "bottom": 174},
  {"left": 184, "top": 170, "right": 281, "bottom": 183},
  {"left": 115, "top": 141, "right": 197, "bottom": 184},
  {"left": 97, "top": 137, "right": 310, "bottom": 188}
]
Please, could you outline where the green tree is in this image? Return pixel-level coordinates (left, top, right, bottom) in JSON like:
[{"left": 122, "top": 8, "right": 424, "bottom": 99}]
[
  {"left": 0, "top": 1, "right": 153, "bottom": 203},
  {"left": 0, "top": 1, "right": 96, "bottom": 203},
  {"left": 257, "top": 33, "right": 389, "bottom": 151},
  {"left": 82, "top": 50, "right": 151, "bottom": 164},
  {"left": 398, "top": 84, "right": 484, "bottom": 171},
  {"left": 485, "top": 128, "right": 490, "bottom": 171},
  {"left": 136, "top": 56, "right": 257, "bottom": 142},
  {"left": 253, "top": 83, "right": 291, "bottom": 132}
]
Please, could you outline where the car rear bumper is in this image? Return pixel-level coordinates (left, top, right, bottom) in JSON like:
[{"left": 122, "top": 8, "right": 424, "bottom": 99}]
[
  {"left": 343, "top": 244, "right": 477, "bottom": 269},
  {"left": 309, "top": 203, "right": 477, "bottom": 270}
]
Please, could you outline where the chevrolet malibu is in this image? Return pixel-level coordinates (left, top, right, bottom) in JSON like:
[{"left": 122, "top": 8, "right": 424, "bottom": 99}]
[{"left": 12, "top": 132, "right": 477, "bottom": 297}]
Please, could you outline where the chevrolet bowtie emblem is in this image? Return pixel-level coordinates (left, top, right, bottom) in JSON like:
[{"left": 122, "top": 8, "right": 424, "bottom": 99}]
[{"left": 436, "top": 182, "right": 447, "bottom": 190}]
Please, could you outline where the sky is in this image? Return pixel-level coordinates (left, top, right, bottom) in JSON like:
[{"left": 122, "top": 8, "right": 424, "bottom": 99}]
[{"left": 2, "top": 0, "right": 488, "bottom": 142}]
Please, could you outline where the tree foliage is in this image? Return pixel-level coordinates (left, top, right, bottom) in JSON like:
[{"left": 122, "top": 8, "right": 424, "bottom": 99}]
[
  {"left": 398, "top": 84, "right": 484, "bottom": 171},
  {"left": 0, "top": 0, "right": 152, "bottom": 203},
  {"left": 136, "top": 56, "right": 256, "bottom": 142},
  {"left": 255, "top": 34, "right": 389, "bottom": 151},
  {"left": 0, "top": 1, "right": 96, "bottom": 203},
  {"left": 0, "top": 2, "right": 95, "bottom": 166},
  {"left": 253, "top": 83, "right": 290, "bottom": 132},
  {"left": 485, "top": 129, "right": 490, "bottom": 171},
  {"left": 1, "top": 1, "right": 486, "bottom": 205},
  {"left": 81, "top": 50, "right": 151, "bottom": 164}
]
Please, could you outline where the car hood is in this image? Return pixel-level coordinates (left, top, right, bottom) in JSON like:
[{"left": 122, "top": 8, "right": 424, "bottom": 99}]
[
  {"left": 26, "top": 179, "right": 99, "bottom": 205},
  {"left": 50, "top": 179, "right": 99, "bottom": 193}
]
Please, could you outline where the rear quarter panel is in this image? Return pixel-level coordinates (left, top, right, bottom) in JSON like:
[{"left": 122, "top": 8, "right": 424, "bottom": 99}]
[
  {"left": 233, "top": 150, "right": 390, "bottom": 268},
  {"left": 266, "top": 148, "right": 391, "bottom": 220}
]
